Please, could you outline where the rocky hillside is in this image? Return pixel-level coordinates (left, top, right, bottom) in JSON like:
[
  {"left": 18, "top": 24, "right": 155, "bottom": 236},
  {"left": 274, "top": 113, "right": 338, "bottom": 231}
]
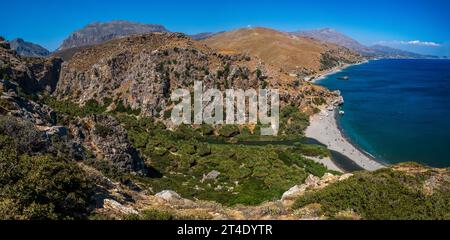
[
  {"left": 9, "top": 38, "right": 50, "bottom": 57},
  {"left": 202, "top": 27, "right": 364, "bottom": 77},
  {"left": 57, "top": 20, "right": 168, "bottom": 51},
  {"left": 0, "top": 38, "right": 61, "bottom": 94},
  {"left": 54, "top": 32, "right": 336, "bottom": 117}
]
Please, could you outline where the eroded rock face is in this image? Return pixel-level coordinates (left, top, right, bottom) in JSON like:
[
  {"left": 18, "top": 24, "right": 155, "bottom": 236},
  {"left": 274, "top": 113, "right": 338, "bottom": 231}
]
[
  {"left": 69, "top": 114, "right": 146, "bottom": 174},
  {"left": 0, "top": 79, "right": 56, "bottom": 126},
  {"left": 54, "top": 33, "right": 274, "bottom": 117},
  {"left": 0, "top": 42, "right": 62, "bottom": 94}
]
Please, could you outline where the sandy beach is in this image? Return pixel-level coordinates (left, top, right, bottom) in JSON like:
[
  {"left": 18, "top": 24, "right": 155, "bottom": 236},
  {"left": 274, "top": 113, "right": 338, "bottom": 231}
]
[{"left": 305, "top": 108, "right": 385, "bottom": 171}]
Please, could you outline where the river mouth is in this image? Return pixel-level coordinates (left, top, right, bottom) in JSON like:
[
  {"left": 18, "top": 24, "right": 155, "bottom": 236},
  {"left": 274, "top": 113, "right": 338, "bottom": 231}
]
[{"left": 207, "top": 137, "right": 364, "bottom": 173}]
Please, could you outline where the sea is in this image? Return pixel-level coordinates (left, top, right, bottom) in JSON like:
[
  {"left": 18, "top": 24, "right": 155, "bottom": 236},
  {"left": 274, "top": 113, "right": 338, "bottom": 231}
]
[{"left": 317, "top": 59, "right": 450, "bottom": 167}]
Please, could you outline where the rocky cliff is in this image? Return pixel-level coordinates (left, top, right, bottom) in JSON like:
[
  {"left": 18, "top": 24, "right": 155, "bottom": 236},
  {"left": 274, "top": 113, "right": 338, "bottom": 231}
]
[{"left": 54, "top": 32, "right": 333, "bottom": 117}]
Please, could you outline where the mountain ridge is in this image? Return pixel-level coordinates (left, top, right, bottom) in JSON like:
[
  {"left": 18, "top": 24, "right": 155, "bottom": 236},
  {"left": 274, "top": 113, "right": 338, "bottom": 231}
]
[{"left": 9, "top": 38, "right": 50, "bottom": 57}]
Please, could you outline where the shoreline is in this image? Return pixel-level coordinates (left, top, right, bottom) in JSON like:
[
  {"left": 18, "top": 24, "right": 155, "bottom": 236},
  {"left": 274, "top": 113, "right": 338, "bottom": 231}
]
[
  {"left": 304, "top": 59, "right": 385, "bottom": 172},
  {"left": 309, "top": 60, "right": 369, "bottom": 83},
  {"left": 305, "top": 107, "right": 385, "bottom": 172}
]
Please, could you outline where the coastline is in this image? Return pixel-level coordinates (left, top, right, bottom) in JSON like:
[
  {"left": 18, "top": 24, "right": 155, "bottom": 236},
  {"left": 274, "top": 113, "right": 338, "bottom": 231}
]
[
  {"left": 305, "top": 60, "right": 385, "bottom": 172},
  {"left": 305, "top": 107, "right": 385, "bottom": 171},
  {"left": 309, "top": 60, "right": 369, "bottom": 83}
]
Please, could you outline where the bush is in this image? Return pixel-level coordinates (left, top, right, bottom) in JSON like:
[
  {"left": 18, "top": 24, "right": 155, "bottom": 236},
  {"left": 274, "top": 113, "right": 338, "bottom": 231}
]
[
  {"left": 196, "top": 143, "right": 211, "bottom": 156},
  {"left": 0, "top": 116, "right": 47, "bottom": 155},
  {"left": 200, "top": 124, "right": 215, "bottom": 136},
  {"left": 218, "top": 125, "right": 239, "bottom": 138},
  {"left": 293, "top": 168, "right": 450, "bottom": 220},
  {"left": 280, "top": 106, "right": 310, "bottom": 136},
  {"left": 296, "top": 144, "right": 330, "bottom": 158},
  {"left": 0, "top": 143, "right": 92, "bottom": 220}
]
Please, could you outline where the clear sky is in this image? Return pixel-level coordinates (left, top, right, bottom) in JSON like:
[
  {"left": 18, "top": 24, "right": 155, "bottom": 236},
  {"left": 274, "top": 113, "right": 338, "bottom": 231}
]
[{"left": 1, "top": 0, "right": 449, "bottom": 56}]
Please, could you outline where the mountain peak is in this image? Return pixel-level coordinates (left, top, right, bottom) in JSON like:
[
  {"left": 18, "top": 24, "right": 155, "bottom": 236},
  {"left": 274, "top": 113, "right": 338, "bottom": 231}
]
[{"left": 57, "top": 20, "right": 169, "bottom": 51}]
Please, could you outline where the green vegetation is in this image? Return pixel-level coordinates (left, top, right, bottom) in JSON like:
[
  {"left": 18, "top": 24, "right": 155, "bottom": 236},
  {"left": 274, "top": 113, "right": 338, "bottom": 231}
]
[
  {"left": 113, "top": 100, "right": 141, "bottom": 115},
  {"left": 115, "top": 115, "right": 332, "bottom": 206},
  {"left": 295, "top": 143, "right": 330, "bottom": 159},
  {"left": 43, "top": 96, "right": 108, "bottom": 123},
  {"left": 280, "top": 106, "right": 310, "bottom": 136},
  {"left": 42, "top": 96, "right": 140, "bottom": 123},
  {"left": 6, "top": 92, "right": 334, "bottom": 214},
  {"left": 293, "top": 167, "right": 450, "bottom": 220},
  {"left": 0, "top": 116, "right": 92, "bottom": 220}
]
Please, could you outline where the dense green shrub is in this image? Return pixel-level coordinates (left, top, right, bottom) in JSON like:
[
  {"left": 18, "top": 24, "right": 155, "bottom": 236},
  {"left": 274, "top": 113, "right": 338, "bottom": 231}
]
[
  {"left": 296, "top": 144, "right": 330, "bottom": 158},
  {"left": 218, "top": 125, "right": 240, "bottom": 138},
  {"left": 0, "top": 136, "right": 92, "bottom": 220},
  {"left": 196, "top": 142, "right": 211, "bottom": 156},
  {"left": 42, "top": 96, "right": 108, "bottom": 123},
  {"left": 293, "top": 168, "right": 450, "bottom": 220},
  {"left": 279, "top": 106, "right": 310, "bottom": 136},
  {"left": 0, "top": 116, "right": 93, "bottom": 219}
]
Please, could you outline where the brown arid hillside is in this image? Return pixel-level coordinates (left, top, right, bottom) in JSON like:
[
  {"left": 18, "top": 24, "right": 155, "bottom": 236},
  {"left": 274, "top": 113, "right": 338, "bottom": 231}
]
[
  {"left": 55, "top": 32, "right": 337, "bottom": 117},
  {"left": 203, "top": 27, "right": 364, "bottom": 77}
]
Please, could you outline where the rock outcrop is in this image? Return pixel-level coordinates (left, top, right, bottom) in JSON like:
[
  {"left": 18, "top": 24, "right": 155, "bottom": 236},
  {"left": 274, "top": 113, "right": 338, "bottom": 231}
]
[
  {"left": 281, "top": 173, "right": 353, "bottom": 206},
  {"left": 69, "top": 114, "right": 146, "bottom": 174}
]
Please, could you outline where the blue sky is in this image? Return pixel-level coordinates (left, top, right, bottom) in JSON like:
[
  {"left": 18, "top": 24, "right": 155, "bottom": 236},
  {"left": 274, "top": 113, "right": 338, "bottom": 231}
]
[{"left": 1, "top": 0, "right": 449, "bottom": 56}]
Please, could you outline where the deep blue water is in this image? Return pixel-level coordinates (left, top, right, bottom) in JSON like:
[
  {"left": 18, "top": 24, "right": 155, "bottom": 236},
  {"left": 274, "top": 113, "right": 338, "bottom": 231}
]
[{"left": 317, "top": 59, "right": 450, "bottom": 167}]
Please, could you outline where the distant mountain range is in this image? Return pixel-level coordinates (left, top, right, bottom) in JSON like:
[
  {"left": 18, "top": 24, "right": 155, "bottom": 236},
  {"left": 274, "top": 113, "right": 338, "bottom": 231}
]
[
  {"left": 369, "top": 44, "right": 437, "bottom": 59},
  {"left": 291, "top": 28, "right": 439, "bottom": 59},
  {"left": 56, "top": 20, "right": 168, "bottom": 51},
  {"left": 7, "top": 21, "right": 445, "bottom": 60},
  {"left": 9, "top": 38, "right": 50, "bottom": 57}
]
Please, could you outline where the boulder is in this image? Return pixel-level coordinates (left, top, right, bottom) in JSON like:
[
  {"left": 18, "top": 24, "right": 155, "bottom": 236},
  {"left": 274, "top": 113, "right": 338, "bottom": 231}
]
[
  {"left": 155, "top": 190, "right": 182, "bottom": 202},
  {"left": 201, "top": 170, "right": 221, "bottom": 182}
]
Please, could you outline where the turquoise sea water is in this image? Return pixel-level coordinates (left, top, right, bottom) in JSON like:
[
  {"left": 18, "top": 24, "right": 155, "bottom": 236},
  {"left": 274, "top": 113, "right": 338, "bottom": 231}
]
[{"left": 317, "top": 59, "right": 450, "bottom": 167}]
